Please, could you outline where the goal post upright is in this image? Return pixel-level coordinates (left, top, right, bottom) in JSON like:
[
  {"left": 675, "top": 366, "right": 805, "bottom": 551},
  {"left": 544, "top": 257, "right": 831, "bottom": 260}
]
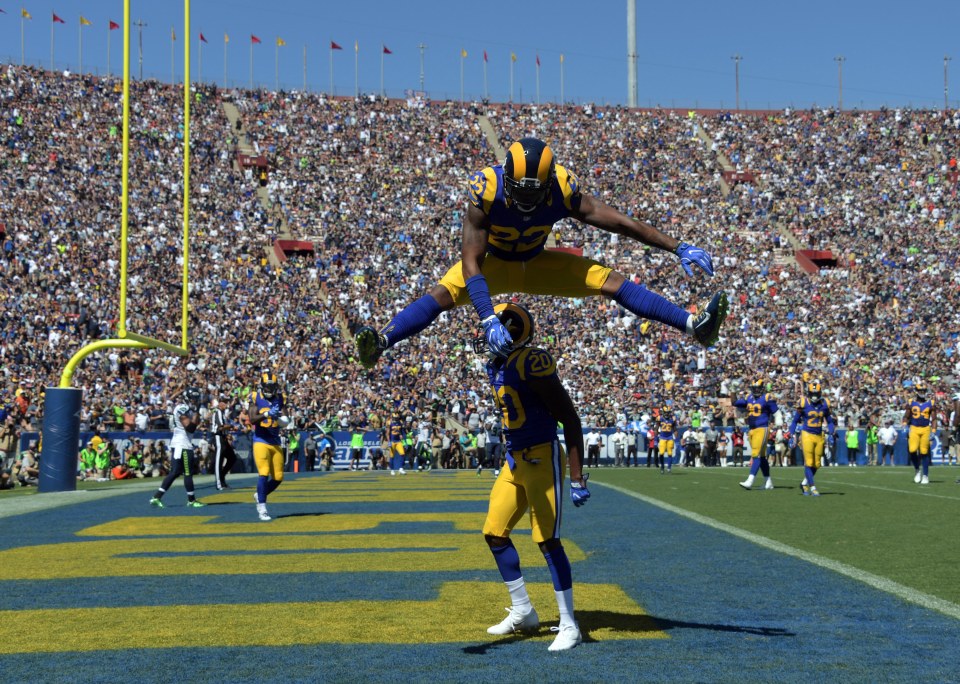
[{"left": 40, "top": 0, "right": 193, "bottom": 492}]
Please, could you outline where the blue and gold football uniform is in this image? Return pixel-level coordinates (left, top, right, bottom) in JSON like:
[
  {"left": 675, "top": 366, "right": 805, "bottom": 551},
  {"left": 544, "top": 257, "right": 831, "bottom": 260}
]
[
  {"left": 733, "top": 393, "right": 779, "bottom": 457},
  {"left": 658, "top": 415, "right": 676, "bottom": 458},
  {"left": 789, "top": 396, "right": 834, "bottom": 468},
  {"left": 482, "top": 346, "right": 566, "bottom": 544},
  {"left": 438, "top": 164, "right": 612, "bottom": 304},
  {"left": 250, "top": 390, "right": 285, "bottom": 479},
  {"left": 906, "top": 398, "right": 934, "bottom": 456}
]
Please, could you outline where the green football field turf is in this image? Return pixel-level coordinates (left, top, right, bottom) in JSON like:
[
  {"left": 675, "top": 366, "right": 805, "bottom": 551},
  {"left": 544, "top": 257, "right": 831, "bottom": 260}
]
[{"left": 589, "top": 464, "right": 960, "bottom": 607}]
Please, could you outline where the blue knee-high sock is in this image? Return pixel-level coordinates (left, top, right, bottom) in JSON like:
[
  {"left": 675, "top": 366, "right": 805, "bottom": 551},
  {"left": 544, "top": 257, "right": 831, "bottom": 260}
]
[
  {"left": 804, "top": 466, "right": 815, "bottom": 487},
  {"left": 256, "top": 475, "right": 268, "bottom": 503},
  {"left": 759, "top": 457, "right": 770, "bottom": 477},
  {"left": 490, "top": 539, "right": 523, "bottom": 583},
  {"left": 922, "top": 455, "right": 931, "bottom": 476},
  {"left": 749, "top": 458, "right": 761, "bottom": 476},
  {"left": 542, "top": 543, "right": 573, "bottom": 592},
  {"left": 382, "top": 294, "right": 444, "bottom": 347},
  {"left": 613, "top": 281, "right": 690, "bottom": 332},
  {"left": 266, "top": 478, "right": 281, "bottom": 495}
]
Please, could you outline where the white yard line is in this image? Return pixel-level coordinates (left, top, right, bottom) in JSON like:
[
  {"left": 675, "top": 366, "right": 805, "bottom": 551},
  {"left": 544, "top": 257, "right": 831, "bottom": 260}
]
[{"left": 597, "top": 480, "right": 960, "bottom": 621}]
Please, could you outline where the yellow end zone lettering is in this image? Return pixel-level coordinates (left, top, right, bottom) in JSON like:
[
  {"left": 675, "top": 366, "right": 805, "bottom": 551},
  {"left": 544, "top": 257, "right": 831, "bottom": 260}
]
[{"left": 0, "top": 582, "right": 666, "bottom": 652}]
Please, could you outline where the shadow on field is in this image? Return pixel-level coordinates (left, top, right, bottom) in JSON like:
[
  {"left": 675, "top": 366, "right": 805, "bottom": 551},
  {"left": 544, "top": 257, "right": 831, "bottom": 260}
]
[
  {"left": 624, "top": 612, "right": 796, "bottom": 638},
  {"left": 462, "top": 633, "right": 539, "bottom": 654}
]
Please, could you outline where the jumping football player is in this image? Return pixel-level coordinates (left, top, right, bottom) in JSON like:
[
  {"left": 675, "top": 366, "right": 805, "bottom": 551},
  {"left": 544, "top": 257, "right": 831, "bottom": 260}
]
[{"left": 355, "top": 137, "right": 727, "bottom": 368}]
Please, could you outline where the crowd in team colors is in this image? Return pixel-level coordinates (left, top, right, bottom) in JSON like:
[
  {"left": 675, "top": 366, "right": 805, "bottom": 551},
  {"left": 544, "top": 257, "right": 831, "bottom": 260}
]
[{"left": 1, "top": 64, "right": 959, "bottom": 479}]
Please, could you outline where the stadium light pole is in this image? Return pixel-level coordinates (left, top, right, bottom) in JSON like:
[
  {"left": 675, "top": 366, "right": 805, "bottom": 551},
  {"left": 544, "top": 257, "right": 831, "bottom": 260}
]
[
  {"left": 731, "top": 54, "right": 742, "bottom": 111},
  {"left": 945, "top": 55, "right": 952, "bottom": 111},
  {"left": 418, "top": 43, "right": 427, "bottom": 93},
  {"left": 134, "top": 18, "right": 147, "bottom": 80},
  {"left": 834, "top": 55, "right": 846, "bottom": 111}
]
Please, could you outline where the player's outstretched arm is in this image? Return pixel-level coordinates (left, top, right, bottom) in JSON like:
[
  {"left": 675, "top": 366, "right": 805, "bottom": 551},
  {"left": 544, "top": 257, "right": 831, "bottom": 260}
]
[{"left": 572, "top": 194, "right": 714, "bottom": 276}]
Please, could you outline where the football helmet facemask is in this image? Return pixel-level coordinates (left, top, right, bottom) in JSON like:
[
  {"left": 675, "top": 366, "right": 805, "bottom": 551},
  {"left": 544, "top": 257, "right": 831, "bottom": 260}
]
[
  {"left": 807, "top": 380, "right": 822, "bottom": 403},
  {"left": 472, "top": 302, "right": 535, "bottom": 357},
  {"left": 751, "top": 378, "right": 765, "bottom": 395},
  {"left": 502, "top": 137, "right": 555, "bottom": 213},
  {"left": 184, "top": 386, "right": 202, "bottom": 409},
  {"left": 915, "top": 381, "right": 927, "bottom": 400},
  {"left": 260, "top": 371, "right": 279, "bottom": 400}
]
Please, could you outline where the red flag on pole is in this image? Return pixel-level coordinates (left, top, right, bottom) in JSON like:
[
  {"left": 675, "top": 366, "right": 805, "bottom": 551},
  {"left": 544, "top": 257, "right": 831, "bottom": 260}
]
[
  {"left": 109, "top": 20, "right": 120, "bottom": 30},
  {"left": 52, "top": 12, "right": 66, "bottom": 24},
  {"left": 250, "top": 34, "right": 261, "bottom": 44},
  {"left": 483, "top": 50, "right": 488, "bottom": 62},
  {"left": 382, "top": 45, "right": 392, "bottom": 55},
  {"left": 199, "top": 32, "right": 208, "bottom": 44},
  {"left": 330, "top": 41, "right": 342, "bottom": 50}
]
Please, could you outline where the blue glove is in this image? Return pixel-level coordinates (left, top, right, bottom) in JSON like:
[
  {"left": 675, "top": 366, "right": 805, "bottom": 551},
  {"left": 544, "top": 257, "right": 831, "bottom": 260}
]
[
  {"left": 268, "top": 406, "right": 281, "bottom": 419},
  {"left": 482, "top": 315, "right": 514, "bottom": 358},
  {"left": 675, "top": 242, "right": 715, "bottom": 277},
  {"left": 570, "top": 473, "right": 591, "bottom": 507}
]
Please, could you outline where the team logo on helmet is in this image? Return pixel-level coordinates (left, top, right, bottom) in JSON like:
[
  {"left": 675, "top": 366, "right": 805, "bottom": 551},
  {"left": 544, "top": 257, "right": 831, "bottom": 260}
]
[
  {"left": 751, "top": 378, "right": 765, "bottom": 394},
  {"left": 472, "top": 302, "right": 536, "bottom": 357},
  {"left": 807, "top": 380, "right": 822, "bottom": 402},
  {"left": 502, "top": 137, "right": 555, "bottom": 213},
  {"left": 915, "top": 381, "right": 927, "bottom": 399},
  {"left": 260, "top": 371, "right": 279, "bottom": 400}
]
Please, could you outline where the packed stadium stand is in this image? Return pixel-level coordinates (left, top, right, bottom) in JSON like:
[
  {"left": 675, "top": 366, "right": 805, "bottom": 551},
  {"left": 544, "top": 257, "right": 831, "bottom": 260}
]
[{"left": 2, "top": 64, "right": 959, "bottom": 450}]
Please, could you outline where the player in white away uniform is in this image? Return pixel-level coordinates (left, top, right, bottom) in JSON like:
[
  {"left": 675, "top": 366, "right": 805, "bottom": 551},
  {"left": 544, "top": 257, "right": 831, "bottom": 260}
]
[{"left": 149, "top": 387, "right": 206, "bottom": 508}]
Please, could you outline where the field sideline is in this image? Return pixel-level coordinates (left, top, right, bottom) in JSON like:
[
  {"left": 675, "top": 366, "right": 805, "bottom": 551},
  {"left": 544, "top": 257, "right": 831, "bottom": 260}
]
[{"left": 1, "top": 466, "right": 958, "bottom": 683}]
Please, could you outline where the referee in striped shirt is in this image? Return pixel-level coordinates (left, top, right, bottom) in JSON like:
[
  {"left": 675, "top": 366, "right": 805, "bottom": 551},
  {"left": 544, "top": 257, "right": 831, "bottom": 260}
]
[{"left": 210, "top": 396, "right": 237, "bottom": 490}]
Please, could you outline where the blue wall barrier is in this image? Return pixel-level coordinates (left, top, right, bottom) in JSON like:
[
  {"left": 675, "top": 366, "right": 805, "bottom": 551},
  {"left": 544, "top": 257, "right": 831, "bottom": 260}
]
[{"left": 17, "top": 425, "right": 950, "bottom": 473}]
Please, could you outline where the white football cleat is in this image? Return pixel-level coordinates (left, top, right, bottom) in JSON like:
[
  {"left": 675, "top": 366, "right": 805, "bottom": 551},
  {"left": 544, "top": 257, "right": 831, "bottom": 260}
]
[
  {"left": 764, "top": 480, "right": 774, "bottom": 490},
  {"left": 914, "top": 471, "right": 922, "bottom": 484},
  {"left": 738, "top": 480, "right": 752, "bottom": 490},
  {"left": 548, "top": 623, "right": 582, "bottom": 652},
  {"left": 921, "top": 475, "right": 929, "bottom": 485},
  {"left": 487, "top": 606, "right": 539, "bottom": 635},
  {"left": 257, "top": 505, "right": 271, "bottom": 521}
]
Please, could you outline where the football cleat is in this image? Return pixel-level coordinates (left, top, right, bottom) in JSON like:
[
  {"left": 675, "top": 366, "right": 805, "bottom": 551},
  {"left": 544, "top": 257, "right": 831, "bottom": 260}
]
[
  {"left": 257, "top": 507, "right": 272, "bottom": 522},
  {"left": 692, "top": 292, "right": 728, "bottom": 347},
  {"left": 738, "top": 481, "right": 752, "bottom": 490},
  {"left": 186, "top": 500, "right": 206, "bottom": 508},
  {"left": 764, "top": 480, "right": 774, "bottom": 490},
  {"left": 921, "top": 475, "right": 929, "bottom": 485},
  {"left": 487, "top": 606, "right": 539, "bottom": 635},
  {"left": 547, "top": 623, "right": 582, "bottom": 652},
  {"left": 355, "top": 326, "right": 387, "bottom": 369},
  {"left": 913, "top": 471, "right": 922, "bottom": 484},
  {"left": 149, "top": 497, "right": 164, "bottom": 508},
  {"left": 810, "top": 487, "right": 820, "bottom": 496}
]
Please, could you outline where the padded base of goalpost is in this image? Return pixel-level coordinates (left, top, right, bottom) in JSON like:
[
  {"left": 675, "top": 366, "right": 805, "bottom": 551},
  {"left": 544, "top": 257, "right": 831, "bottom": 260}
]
[{"left": 39, "top": 387, "right": 82, "bottom": 493}]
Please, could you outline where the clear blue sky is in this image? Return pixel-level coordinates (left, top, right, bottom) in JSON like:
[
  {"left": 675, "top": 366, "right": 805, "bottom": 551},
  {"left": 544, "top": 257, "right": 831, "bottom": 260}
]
[{"left": 3, "top": 0, "right": 959, "bottom": 109}]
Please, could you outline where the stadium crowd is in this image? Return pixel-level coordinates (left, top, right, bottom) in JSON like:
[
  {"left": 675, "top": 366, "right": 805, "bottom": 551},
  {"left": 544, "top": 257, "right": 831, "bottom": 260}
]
[{"left": 1, "top": 63, "right": 959, "bottom": 482}]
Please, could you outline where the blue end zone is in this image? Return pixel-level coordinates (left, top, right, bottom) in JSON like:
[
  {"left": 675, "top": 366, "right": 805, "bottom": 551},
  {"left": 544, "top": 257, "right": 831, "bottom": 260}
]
[{"left": 0, "top": 472, "right": 957, "bottom": 682}]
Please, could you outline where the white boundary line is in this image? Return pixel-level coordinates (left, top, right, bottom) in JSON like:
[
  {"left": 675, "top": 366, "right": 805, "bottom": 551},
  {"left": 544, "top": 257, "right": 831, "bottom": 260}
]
[{"left": 596, "top": 480, "right": 960, "bottom": 621}]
